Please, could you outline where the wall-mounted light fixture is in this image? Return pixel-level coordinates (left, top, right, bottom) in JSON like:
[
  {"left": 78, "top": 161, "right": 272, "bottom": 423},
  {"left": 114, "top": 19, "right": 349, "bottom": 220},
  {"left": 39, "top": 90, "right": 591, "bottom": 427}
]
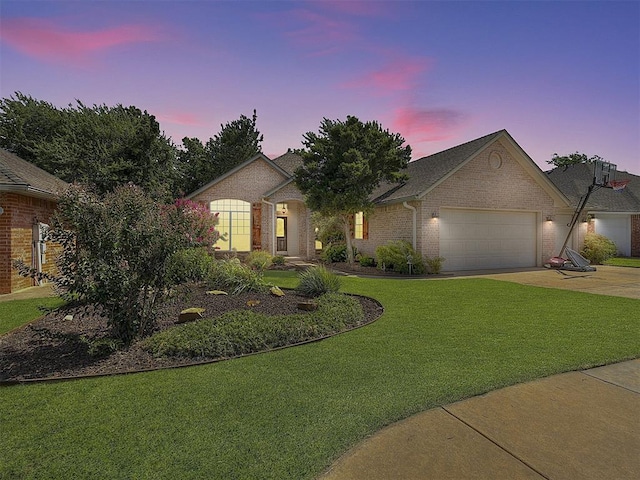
[
  {"left": 431, "top": 212, "right": 439, "bottom": 219},
  {"left": 546, "top": 215, "right": 553, "bottom": 222},
  {"left": 0, "top": 206, "right": 4, "bottom": 215}
]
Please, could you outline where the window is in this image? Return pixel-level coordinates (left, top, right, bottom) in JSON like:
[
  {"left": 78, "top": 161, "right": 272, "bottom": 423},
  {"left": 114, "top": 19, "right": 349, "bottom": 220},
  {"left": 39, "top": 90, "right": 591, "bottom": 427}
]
[
  {"left": 210, "top": 199, "right": 251, "bottom": 251},
  {"left": 354, "top": 211, "right": 364, "bottom": 239}
]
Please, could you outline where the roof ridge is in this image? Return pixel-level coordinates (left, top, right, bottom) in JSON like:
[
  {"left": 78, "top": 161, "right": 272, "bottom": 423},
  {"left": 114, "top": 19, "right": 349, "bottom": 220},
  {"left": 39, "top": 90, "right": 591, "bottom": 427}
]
[{"left": 410, "top": 129, "right": 505, "bottom": 163}]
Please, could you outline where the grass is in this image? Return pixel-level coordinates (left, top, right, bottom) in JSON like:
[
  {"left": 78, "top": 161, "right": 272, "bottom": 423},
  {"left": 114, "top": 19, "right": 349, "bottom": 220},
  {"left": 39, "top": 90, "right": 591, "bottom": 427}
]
[
  {"left": 1, "top": 273, "right": 638, "bottom": 479},
  {"left": 0, "top": 297, "right": 65, "bottom": 334},
  {"left": 604, "top": 257, "right": 640, "bottom": 267}
]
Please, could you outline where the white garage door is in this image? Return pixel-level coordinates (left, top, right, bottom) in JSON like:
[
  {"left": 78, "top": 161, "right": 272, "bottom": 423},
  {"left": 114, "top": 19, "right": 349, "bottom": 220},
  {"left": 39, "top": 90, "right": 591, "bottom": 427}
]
[
  {"left": 440, "top": 209, "right": 537, "bottom": 271},
  {"left": 595, "top": 215, "right": 630, "bottom": 256}
]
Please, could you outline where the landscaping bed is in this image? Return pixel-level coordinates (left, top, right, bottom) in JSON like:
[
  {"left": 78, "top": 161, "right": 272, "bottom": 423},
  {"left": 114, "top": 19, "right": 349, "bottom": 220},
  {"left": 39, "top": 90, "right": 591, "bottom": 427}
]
[{"left": 0, "top": 286, "right": 383, "bottom": 382}]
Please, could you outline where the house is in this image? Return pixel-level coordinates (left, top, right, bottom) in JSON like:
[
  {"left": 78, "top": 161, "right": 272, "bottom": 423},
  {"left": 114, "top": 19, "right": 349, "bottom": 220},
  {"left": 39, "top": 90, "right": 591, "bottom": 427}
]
[
  {"left": 0, "top": 150, "right": 68, "bottom": 294},
  {"left": 188, "top": 130, "right": 576, "bottom": 271},
  {"left": 547, "top": 163, "right": 640, "bottom": 257}
]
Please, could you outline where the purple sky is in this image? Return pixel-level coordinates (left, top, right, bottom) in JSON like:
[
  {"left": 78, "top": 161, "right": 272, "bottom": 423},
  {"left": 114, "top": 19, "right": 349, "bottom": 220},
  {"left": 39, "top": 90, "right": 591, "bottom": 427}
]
[{"left": 1, "top": 1, "right": 638, "bottom": 174}]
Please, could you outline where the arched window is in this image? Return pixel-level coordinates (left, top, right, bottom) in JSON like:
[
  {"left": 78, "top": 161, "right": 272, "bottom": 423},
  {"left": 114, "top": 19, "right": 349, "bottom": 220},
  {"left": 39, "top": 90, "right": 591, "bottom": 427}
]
[{"left": 210, "top": 199, "right": 251, "bottom": 251}]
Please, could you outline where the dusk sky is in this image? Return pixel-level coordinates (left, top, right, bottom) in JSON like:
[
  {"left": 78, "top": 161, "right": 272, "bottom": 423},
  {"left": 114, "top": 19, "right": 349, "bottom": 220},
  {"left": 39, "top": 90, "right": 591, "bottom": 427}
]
[{"left": 1, "top": 0, "right": 638, "bottom": 173}]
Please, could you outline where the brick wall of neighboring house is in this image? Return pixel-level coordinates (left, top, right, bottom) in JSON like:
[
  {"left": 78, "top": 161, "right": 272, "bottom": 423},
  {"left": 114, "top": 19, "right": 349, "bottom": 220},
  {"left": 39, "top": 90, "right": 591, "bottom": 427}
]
[
  {"left": 0, "top": 192, "right": 59, "bottom": 294},
  {"left": 631, "top": 214, "right": 640, "bottom": 257}
]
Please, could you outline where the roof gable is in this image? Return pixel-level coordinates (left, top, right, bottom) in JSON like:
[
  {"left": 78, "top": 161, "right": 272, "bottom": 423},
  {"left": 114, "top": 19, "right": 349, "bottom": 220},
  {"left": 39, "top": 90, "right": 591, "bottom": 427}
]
[
  {"left": 373, "top": 130, "right": 569, "bottom": 206},
  {"left": 0, "top": 149, "right": 68, "bottom": 199},
  {"left": 186, "top": 152, "right": 291, "bottom": 199}
]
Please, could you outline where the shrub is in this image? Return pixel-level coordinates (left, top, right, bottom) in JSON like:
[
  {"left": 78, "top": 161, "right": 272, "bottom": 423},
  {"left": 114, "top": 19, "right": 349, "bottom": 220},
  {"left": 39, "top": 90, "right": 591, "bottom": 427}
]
[
  {"left": 166, "top": 247, "right": 215, "bottom": 284},
  {"left": 320, "top": 243, "right": 347, "bottom": 263},
  {"left": 208, "top": 258, "right": 269, "bottom": 295},
  {"left": 356, "top": 253, "right": 376, "bottom": 267},
  {"left": 272, "top": 255, "right": 286, "bottom": 266},
  {"left": 425, "top": 256, "right": 445, "bottom": 274},
  {"left": 375, "top": 240, "right": 426, "bottom": 274},
  {"left": 296, "top": 265, "right": 341, "bottom": 297},
  {"left": 13, "top": 184, "right": 221, "bottom": 344},
  {"left": 141, "top": 293, "right": 363, "bottom": 359},
  {"left": 245, "top": 251, "right": 273, "bottom": 271},
  {"left": 581, "top": 233, "right": 617, "bottom": 264}
]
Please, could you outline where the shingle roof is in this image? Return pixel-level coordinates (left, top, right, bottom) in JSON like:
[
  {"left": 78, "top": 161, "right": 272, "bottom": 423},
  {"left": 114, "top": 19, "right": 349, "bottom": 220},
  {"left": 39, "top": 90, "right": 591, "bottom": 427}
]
[
  {"left": 0, "top": 149, "right": 68, "bottom": 199},
  {"left": 546, "top": 163, "right": 640, "bottom": 212},
  {"left": 372, "top": 130, "right": 505, "bottom": 203},
  {"left": 271, "top": 150, "right": 303, "bottom": 176}
]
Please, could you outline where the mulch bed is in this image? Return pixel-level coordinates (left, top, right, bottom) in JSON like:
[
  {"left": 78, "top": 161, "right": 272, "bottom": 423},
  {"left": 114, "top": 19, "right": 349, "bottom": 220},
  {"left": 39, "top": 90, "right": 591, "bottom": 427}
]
[{"left": 0, "top": 286, "right": 383, "bottom": 383}]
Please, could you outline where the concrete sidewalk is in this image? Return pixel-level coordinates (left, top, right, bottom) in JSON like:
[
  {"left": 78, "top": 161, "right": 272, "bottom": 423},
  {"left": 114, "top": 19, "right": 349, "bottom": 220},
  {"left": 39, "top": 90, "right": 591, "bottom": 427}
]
[{"left": 320, "top": 359, "right": 640, "bottom": 480}]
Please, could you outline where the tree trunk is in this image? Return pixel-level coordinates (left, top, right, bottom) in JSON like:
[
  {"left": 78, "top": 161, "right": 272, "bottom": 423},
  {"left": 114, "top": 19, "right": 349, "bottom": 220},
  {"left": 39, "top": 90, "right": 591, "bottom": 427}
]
[{"left": 342, "top": 214, "right": 355, "bottom": 264}]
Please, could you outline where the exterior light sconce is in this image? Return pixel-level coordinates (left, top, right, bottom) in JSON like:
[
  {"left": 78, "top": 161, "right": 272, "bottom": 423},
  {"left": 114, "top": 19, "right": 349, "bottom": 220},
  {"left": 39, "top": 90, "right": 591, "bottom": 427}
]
[
  {"left": 431, "top": 212, "right": 439, "bottom": 219},
  {"left": 546, "top": 215, "right": 553, "bottom": 222},
  {"left": 0, "top": 206, "right": 4, "bottom": 215}
]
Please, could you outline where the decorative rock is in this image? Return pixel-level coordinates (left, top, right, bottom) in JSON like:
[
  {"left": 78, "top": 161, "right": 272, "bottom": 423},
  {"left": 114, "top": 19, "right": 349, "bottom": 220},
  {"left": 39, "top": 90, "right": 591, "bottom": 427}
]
[
  {"left": 270, "top": 286, "right": 285, "bottom": 297},
  {"left": 64, "top": 314, "right": 74, "bottom": 321},
  {"left": 297, "top": 301, "right": 318, "bottom": 311},
  {"left": 246, "top": 300, "right": 260, "bottom": 307},
  {"left": 206, "top": 290, "right": 228, "bottom": 295},
  {"left": 178, "top": 307, "right": 205, "bottom": 324}
]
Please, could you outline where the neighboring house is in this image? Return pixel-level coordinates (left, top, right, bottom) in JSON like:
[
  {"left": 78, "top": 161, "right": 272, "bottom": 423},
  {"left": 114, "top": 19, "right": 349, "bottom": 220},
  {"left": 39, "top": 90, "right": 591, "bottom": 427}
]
[
  {"left": 547, "top": 163, "right": 640, "bottom": 257},
  {"left": 189, "top": 129, "right": 579, "bottom": 271},
  {"left": 0, "top": 150, "right": 68, "bottom": 294}
]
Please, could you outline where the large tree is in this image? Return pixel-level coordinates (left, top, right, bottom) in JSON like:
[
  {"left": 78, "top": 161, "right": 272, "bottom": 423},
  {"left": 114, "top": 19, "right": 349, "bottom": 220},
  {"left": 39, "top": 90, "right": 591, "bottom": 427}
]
[
  {"left": 0, "top": 92, "right": 179, "bottom": 196},
  {"left": 295, "top": 115, "right": 411, "bottom": 264},
  {"left": 179, "top": 110, "right": 263, "bottom": 193}
]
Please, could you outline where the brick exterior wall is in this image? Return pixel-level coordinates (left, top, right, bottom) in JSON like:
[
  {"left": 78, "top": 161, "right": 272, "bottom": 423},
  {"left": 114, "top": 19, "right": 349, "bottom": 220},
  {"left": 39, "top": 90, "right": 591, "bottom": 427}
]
[
  {"left": 0, "top": 192, "right": 59, "bottom": 294},
  {"left": 355, "top": 138, "right": 560, "bottom": 267},
  {"left": 190, "top": 159, "right": 314, "bottom": 258},
  {"left": 631, "top": 214, "right": 640, "bottom": 257}
]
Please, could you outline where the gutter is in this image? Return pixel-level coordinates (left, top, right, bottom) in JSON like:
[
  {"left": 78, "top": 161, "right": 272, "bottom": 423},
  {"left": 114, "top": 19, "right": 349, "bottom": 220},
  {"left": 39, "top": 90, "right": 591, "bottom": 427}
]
[
  {"left": 402, "top": 201, "right": 417, "bottom": 251},
  {"left": 0, "top": 184, "right": 60, "bottom": 201}
]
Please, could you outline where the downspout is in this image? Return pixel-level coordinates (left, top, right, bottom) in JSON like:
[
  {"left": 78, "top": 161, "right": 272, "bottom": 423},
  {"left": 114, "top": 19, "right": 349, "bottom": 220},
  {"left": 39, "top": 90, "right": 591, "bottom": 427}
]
[
  {"left": 402, "top": 201, "right": 417, "bottom": 251},
  {"left": 262, "top": 198, "right": 276, "bottom": 256}
]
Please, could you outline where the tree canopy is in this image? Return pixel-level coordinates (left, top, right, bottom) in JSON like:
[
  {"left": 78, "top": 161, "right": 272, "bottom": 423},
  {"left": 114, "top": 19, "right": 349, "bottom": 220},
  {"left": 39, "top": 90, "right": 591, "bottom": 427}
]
[
  {"left": 294, "top": 115, "right": 411, "bottom": 263},
  {"left": 0, "top": 92, "right": 179, "bottom": 196},
  {"left": 178, "top": 110, "right": 263, "bottom": 193},
  {"left": 547, "top": 151, "right": 604, "bottom": 169}
]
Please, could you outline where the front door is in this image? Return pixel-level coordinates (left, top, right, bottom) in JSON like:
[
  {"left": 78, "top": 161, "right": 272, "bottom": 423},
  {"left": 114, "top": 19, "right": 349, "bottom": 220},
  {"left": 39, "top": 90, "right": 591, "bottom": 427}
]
[{"left": 276, "top": 216, "right": 287, "bottom": 253}]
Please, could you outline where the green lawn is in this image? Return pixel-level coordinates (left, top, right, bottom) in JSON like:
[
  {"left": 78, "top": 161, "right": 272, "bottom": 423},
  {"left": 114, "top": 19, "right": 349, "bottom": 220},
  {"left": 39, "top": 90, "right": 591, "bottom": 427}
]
[
  {"left": 0, "top": 297, "right": 65, "bottom": 334},
  {"left": 604, "top": 257, "right": 640, "bottom": 267},
  {"left": 1, "top": 273, "right": 638, "bottom": 479}
]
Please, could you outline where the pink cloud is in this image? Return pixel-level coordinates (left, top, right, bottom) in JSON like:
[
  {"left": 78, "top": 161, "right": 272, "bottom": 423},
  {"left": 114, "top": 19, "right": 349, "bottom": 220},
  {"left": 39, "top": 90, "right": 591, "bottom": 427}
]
[
  {"left": 0, "top": 17, "right": 160, "bottom": 66},
  {"left": 157, "top": 111, "right": 205, "bottom": 127},
  {"left": 343, "top": 57, "right": 431, "bottom": 93},
  {"left": 393, "top": 106, "right": 465, "bottom": 143}
]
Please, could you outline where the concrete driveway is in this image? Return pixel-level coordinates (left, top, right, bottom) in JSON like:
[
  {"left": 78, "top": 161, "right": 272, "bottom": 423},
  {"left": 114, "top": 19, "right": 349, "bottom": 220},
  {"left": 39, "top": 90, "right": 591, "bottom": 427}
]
[{"left": 463, "top": 265, "right": 640, "bottom": 299}]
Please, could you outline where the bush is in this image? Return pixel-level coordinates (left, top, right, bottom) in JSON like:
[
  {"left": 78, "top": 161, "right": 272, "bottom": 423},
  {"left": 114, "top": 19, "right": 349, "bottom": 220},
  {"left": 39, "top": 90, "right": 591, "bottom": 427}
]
[
  {"left": 272, "top": 255, "right": 286, "bottom": 266},
  {"left": 425, "top": 256, "right": 445, "bottom": 274},
  {"left": 375, "top": 240, "right": 426, "bottom": 274},
  {"left": 141, "top": 293, "right": 363, "bottom": 359},
  {"left": 245, "top": 251, "right": 273, "bottom": 272},
  {"left": 581, "top": 233, "right": 617, "bottom": 265},
  {"left": 296, "top": 265, "right": 341, "bottom": 297},
  {"left": 208, "top": 258, "right": 269, "bottom": 295},
  {"left": 356, "top": 253, "right": 376, "bottom": 267},
  {"left": 12, "top": 184, "right": 221, "bottom": 344},
  {"left": 166, "top": 247, "right": 215, "bottom": 284},
  {"left": 320, "top": 243, "right": 347, "bottom": 263}
]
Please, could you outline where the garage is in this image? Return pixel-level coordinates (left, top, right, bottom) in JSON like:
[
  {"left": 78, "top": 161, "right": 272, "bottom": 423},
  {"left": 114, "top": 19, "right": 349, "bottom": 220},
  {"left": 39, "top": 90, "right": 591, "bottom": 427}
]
[
  {"left": 440, "top": 209, "right": 537, "bottom": 271},
  {"left": 594, "top": 214, "right": 630, "bottom": 256}
]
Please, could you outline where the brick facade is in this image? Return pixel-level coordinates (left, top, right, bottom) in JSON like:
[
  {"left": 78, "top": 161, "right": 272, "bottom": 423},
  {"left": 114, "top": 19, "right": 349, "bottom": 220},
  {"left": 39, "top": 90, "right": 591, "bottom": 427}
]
[
  {"left": 0, "top": 192, "right": 59, "bottom": 294},
  {"left": 190, "top": 158, "right": 314, "bottom": 257},
  {"left": 355, "top": 138, "right": 561, "bottom": 267}
]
